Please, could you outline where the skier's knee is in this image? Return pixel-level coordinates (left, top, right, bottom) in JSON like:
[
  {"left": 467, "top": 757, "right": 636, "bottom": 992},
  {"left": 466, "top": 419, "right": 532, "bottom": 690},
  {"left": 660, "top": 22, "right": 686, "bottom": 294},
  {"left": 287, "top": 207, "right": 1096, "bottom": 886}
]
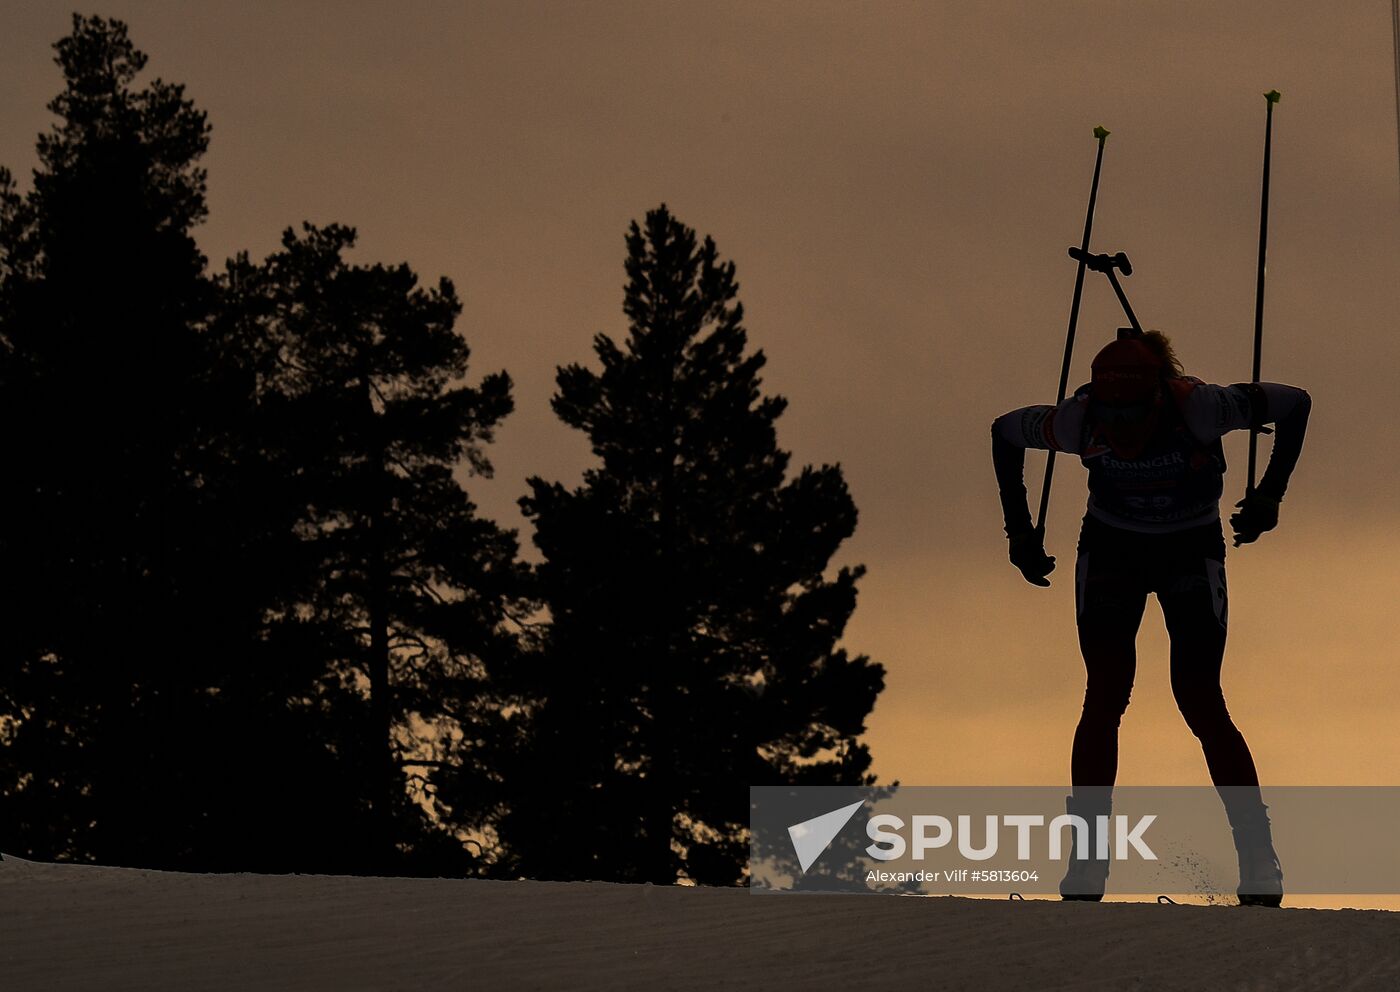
[
  {"left": 1081, "top": 685, "right": 1132, "bottom": 726},
  {"left": 1176, "top": 691, "right": 1233, "bottom": 740}
]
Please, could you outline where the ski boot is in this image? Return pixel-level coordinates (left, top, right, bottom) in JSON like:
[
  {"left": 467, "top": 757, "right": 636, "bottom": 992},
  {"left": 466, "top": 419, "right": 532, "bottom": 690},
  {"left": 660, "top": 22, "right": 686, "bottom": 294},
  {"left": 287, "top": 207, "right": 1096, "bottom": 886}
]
[
  {"left": 1233, "top": 822, "right": 1284, "bottom": 908},
  {"left": 1224, "top": 793, "right": 1283, "bottom": 908},
  {"left": 1060, "top": 793, "right": 1112, "bottom": 902}
]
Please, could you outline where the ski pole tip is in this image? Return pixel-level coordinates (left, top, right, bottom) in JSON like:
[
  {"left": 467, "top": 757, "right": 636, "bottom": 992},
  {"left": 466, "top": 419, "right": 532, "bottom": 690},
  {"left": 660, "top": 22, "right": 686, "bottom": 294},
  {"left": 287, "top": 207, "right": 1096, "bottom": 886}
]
[
  {"left": 1093, "top": 125, "right": 1111, "bottom": 141},
  {"left": 1264, "top": 90, "right": 1281, "bottom": 104}
]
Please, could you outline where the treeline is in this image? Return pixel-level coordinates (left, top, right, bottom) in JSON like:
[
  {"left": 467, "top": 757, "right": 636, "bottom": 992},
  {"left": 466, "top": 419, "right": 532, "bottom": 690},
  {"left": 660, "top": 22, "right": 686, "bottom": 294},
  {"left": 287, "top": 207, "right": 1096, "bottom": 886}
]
[{"left": 0, "top": 15, "right": 884, "bottom": 883}]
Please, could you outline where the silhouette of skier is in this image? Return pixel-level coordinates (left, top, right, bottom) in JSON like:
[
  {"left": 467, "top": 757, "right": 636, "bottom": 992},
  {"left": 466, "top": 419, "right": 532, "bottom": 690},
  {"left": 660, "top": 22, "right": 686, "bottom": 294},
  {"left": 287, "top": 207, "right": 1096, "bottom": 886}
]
[{"left": 991, "top": 330, "right": 1311, "bottom": 906}]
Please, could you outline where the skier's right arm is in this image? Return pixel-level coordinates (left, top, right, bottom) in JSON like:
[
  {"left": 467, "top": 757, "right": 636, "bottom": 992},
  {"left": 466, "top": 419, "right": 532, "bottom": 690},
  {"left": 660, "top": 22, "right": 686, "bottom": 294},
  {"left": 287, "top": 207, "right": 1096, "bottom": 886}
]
[
  {"left": 991, "top": 418, "right": 1038, "bottom": 538},
  {"left": 990, "top": 399, "right": 1085, "bottom": 535},
  {"left": 991, "top": 401, "right": 1081, "bottom": 586}
]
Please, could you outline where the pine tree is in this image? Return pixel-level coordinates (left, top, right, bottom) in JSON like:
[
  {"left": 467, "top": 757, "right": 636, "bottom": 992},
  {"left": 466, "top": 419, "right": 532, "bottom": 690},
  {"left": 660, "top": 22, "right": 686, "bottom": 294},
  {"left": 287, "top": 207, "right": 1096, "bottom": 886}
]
[
  {"left": 505, "top": 205, "right": 884, "bottom": 884},
  {"left": 232, "top": 223, "right": 529, "bottom": 873},
  {"left": 0, "top": 17, "right": 526, "bottom": 873},
  {"left": 0, "top": 15, "right": 221, "bottom": 864}
]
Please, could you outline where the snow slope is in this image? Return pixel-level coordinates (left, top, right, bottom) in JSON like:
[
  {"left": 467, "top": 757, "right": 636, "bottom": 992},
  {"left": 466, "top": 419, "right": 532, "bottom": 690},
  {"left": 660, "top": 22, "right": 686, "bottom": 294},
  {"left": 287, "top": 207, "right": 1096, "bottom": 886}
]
[{"left": 2, "top": 855, "right": 1397, "bottom": 990}]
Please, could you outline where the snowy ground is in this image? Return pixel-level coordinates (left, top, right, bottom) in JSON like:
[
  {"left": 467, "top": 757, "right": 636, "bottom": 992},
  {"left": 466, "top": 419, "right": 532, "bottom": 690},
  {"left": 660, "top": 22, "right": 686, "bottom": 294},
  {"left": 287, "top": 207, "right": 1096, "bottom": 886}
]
[{"left": 2, "top": 855, "right": 1397, "bottom": 990}]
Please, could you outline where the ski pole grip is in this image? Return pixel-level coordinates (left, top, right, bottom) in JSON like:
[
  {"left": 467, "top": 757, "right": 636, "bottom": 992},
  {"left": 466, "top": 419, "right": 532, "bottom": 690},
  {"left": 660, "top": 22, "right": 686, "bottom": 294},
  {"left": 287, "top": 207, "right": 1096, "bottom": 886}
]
[{"left": 1067, "top": 247, "right": 1132, "bottom": 276}]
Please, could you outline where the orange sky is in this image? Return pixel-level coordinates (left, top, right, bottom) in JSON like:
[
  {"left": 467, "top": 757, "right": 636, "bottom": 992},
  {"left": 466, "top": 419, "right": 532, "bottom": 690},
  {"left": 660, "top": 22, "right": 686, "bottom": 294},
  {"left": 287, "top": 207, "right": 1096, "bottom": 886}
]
[{"left": 3, "top": 1, "right": 1397, "bottom": 794}]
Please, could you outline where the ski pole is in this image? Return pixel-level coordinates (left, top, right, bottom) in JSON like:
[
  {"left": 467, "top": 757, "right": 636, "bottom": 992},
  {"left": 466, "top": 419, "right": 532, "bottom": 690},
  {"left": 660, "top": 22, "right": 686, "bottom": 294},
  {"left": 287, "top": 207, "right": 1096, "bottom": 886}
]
[
  {"left": 1247, "top": 90, "right": 1281, "bottom": 494},
  {"left": 1036, "top": 125, "right": 1110, "bottom": 533},
  {"left": 1066, "top": 248, "right": 1143, "bottom": 336}
]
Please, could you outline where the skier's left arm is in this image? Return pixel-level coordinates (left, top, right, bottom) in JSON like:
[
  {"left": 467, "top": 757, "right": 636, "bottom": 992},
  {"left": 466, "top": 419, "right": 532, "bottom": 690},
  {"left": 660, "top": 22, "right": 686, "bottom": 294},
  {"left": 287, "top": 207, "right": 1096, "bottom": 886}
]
[{"left": 1183, "top": 381, "right": 1312, "bottom": 543}]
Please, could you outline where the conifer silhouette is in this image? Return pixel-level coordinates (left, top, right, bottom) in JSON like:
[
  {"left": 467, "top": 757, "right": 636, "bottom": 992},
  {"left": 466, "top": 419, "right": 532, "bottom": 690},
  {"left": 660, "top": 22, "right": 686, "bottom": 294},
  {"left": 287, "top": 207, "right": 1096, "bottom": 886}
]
[{"left": 503, "top": 206, "right": 884, "bottom": 884}]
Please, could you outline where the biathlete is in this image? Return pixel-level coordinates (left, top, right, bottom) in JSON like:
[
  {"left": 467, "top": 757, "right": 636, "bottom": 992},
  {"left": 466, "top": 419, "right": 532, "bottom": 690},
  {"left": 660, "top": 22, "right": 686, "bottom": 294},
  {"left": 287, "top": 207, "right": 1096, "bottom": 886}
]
[{"left": 990, "top": 330, "right": 1311, "bottom": 906}]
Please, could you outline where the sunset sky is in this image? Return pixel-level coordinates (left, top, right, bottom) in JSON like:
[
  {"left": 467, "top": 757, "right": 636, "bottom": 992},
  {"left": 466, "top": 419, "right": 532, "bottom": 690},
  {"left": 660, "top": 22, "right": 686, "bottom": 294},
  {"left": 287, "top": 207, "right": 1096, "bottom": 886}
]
[{"left": 3, "top": 1, "right": 1397, "bottom": 794}]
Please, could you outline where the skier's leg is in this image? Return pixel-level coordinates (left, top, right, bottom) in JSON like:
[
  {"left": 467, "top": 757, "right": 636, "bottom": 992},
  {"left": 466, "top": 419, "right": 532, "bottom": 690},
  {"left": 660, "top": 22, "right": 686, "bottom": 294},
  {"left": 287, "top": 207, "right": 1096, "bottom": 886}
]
[
  {"left": 1063, "top": 535, "right": 1147, "bottom": 900},
  {"left": 1159, "top": 554, "right": 1258, "bottom": 787},
  {"left": 1072, "top": 546, "right": 1147, "bottom": 788},
  {"left": 1160, "top": 549, "right": 1282, "bottom": 906}
]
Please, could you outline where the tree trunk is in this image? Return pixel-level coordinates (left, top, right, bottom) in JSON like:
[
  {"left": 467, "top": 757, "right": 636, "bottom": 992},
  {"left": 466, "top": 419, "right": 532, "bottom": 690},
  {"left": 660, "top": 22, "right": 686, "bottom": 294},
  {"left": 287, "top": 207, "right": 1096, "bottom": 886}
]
[{"left": 363, "top": 376, "right": 395, "bottom": 874}]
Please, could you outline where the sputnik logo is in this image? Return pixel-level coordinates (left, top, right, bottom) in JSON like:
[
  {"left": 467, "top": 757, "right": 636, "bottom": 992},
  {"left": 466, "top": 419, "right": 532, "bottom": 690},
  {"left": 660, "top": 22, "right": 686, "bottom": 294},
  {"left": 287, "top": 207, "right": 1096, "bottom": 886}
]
[{"left": 787, "top": 799, "right": 865, "bottom": 873}]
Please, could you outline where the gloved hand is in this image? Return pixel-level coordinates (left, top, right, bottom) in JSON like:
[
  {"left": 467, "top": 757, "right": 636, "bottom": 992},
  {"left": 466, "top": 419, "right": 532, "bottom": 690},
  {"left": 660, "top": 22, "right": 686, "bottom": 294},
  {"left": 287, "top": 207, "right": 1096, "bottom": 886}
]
[
  {"left": 1230, "top": 492, "right": 1279, "bottom": 547},
  {"left": 1008, "top": 526, "right": 1056, "bottom": 587}
]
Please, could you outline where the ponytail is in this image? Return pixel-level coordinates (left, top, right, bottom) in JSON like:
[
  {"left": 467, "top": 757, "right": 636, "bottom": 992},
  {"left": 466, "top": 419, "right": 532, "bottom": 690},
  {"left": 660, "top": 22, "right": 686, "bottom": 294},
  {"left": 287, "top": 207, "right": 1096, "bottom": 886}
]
[{"left": 1142, "top": 329, "right": 1184, "bottom": 377}]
